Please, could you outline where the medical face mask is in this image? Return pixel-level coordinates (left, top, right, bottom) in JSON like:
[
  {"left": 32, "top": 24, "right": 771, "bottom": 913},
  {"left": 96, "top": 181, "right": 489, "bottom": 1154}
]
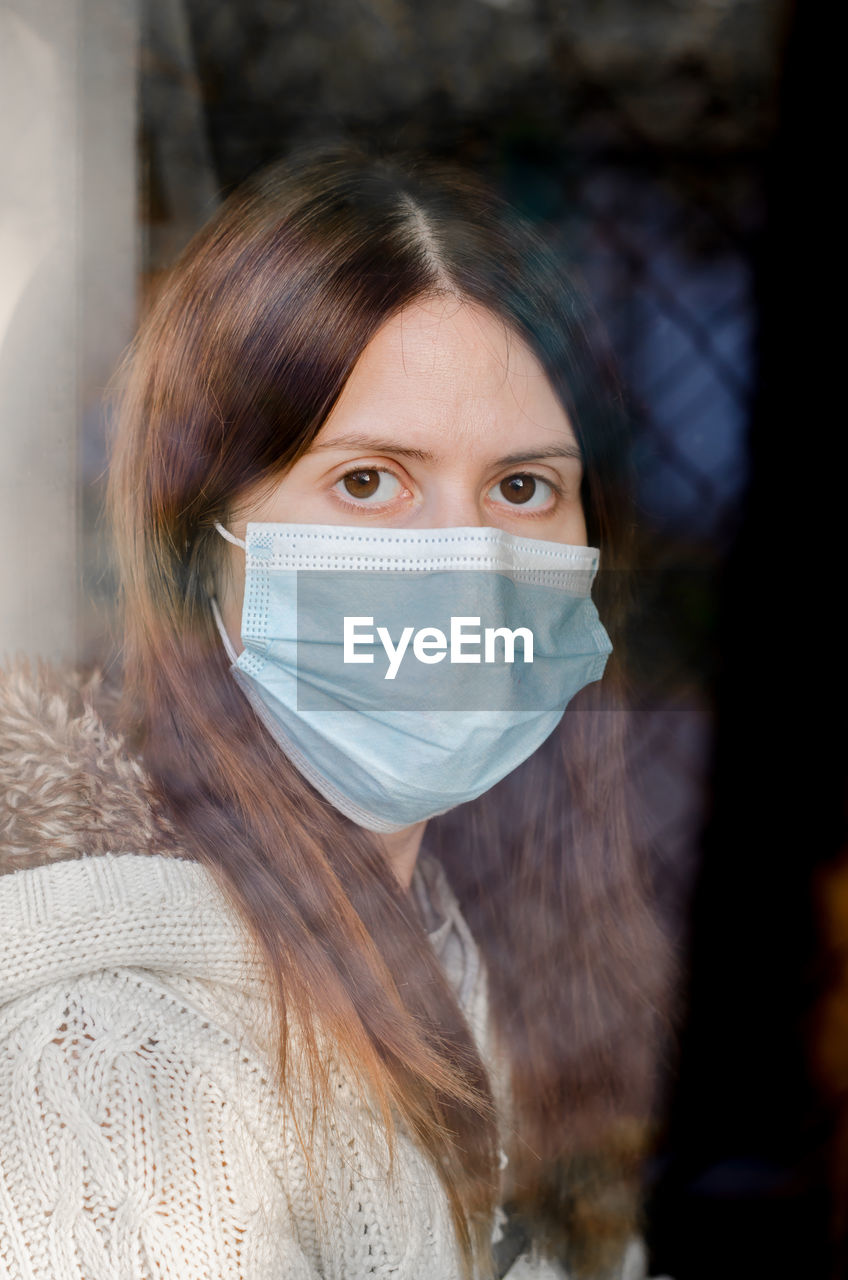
[{"left": 211, "top": 522, "right": 613, "bottom": 833}]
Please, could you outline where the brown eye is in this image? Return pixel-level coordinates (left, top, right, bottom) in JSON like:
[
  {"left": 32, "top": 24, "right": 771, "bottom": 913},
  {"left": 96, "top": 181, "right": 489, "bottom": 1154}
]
[
  {"left": 335, "top": 468, "right": 403, "bottom": 505},
  {"left": 499, "top": 474, "right": 536, "bottom": 505},
  {"left": 488, "top": 473, "right": 555, "bottom": 512},
  {"left": 343, "top": 469, "right": 381, "bottom": 499}
]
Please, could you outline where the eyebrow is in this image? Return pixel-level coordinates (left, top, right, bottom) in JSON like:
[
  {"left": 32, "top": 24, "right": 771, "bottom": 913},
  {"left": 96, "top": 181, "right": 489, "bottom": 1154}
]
[{"left": 311, "top": 433, "right": 583, "bottom": 466}]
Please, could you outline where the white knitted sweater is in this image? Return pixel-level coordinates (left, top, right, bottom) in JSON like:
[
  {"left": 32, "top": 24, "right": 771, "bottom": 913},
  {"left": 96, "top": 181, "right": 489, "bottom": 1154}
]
[{"left": 0, "top": 669, "right": 656, "bottom": 1280}]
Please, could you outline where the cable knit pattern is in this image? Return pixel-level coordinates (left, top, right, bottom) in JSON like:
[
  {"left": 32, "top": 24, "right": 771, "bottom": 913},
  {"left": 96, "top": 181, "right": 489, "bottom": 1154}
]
[
  {"left": 0, "top": 666, "right": 656, "bottom": 1279},
  {"left": 0, "top": 850, "right": 556, "bottom": 1279}
]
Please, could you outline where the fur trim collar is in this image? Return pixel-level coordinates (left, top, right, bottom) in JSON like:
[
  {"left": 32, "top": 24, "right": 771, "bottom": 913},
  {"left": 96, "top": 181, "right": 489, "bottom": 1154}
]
[{"left": 0, "top": 663, "right": 179, "bottom": 875}]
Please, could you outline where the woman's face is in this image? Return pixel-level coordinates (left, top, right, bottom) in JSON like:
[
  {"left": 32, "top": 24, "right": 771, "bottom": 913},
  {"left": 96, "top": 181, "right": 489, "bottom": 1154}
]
[{"left": 218, "top": 295, "right": 587, "bottom": 650}]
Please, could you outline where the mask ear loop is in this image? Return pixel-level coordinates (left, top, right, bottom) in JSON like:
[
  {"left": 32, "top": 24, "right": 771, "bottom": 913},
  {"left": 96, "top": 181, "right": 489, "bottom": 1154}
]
[
  {"left": 210, "top": 522, "right": 245, "bottom": 664},
  {"left": 214, "top": 520, "right": 246, "bottom": 550}
]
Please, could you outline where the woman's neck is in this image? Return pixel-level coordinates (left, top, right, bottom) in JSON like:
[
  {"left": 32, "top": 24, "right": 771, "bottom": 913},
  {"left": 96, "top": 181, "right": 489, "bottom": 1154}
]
[{"left": 376, "top": 820, "right": 429, "bottom": 891}]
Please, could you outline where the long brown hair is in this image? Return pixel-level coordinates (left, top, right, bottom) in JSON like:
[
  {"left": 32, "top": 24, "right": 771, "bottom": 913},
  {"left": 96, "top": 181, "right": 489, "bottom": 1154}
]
[{"left": 108, "top": 144, "right": 675, "bottom": 1278}]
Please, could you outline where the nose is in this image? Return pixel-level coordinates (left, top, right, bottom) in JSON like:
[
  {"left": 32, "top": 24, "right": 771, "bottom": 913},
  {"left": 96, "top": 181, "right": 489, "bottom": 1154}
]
[{"left": 412, "top": 478, "right": 486, "bottom": 529}]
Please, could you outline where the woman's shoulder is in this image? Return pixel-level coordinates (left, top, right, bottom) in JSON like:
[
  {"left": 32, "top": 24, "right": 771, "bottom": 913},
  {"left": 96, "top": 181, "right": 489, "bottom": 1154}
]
[
  {"left": 0, "top": 847, "right": 267, "bottom": 1003},
  {"left": 0, "top": 859, "right": 465, "bottom": 1278},
  {"left": 0, "top": 659, "right": 178, "bottom": 876},
  {"left": 0, "top": 853, "right": 327, "bottom": 1277}
]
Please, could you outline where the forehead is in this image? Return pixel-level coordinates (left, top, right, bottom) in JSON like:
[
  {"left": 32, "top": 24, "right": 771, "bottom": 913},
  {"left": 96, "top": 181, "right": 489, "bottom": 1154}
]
[{"left": 317, "top": 296, "right": 577, "bottom": 454}]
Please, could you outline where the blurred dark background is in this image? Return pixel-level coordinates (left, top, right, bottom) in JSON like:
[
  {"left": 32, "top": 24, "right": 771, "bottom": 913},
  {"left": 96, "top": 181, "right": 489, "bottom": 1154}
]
[{"left": 131, "top": 2, "right": 844, "bottom": 1276}]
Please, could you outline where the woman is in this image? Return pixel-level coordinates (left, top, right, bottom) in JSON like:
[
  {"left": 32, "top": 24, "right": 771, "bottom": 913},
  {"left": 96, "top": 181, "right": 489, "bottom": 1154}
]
[{"left": 0, "top": 146, "right": 675, "bottom": 1279}]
